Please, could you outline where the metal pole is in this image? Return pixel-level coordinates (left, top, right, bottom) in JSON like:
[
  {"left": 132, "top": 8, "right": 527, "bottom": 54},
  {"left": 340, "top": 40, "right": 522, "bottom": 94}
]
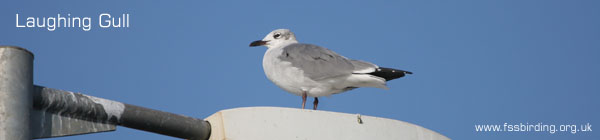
[{"left": 0, "top": 46, "right": 33, "bottom": 140}]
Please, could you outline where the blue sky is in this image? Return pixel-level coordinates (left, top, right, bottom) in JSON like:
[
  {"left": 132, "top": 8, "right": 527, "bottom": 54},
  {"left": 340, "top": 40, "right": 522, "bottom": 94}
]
[{"left": 1, "top": 0, "right": 598, "bottom": 139}]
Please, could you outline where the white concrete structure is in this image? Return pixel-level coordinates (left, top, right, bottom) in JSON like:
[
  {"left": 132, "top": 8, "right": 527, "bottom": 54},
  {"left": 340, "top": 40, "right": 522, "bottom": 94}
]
[{"left": 205, "top": 107, "right": 449, "bottom": 140}]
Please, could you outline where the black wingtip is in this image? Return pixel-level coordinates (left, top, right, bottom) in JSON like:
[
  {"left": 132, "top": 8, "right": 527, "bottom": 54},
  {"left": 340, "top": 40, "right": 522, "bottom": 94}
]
[{"left": 368, "top": 67, "right": 412, "bottom": 81}]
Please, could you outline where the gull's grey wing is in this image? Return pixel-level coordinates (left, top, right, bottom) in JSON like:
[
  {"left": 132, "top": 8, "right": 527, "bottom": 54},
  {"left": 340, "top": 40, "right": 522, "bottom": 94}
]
[
  {"left": 278, "top": 43, "right": 354, "bottom": 81},
  {"left": 349, "top": 60, "right": 379, "bottom": 73}
]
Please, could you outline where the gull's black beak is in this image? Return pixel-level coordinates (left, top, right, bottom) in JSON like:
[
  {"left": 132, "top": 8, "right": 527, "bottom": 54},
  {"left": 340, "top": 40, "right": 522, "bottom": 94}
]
[{"left": 249, "top": 40, "right": 268, "bottom": 47}]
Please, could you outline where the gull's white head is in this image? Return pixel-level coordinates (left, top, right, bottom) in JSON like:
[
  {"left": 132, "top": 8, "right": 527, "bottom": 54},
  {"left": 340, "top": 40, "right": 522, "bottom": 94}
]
[{"left": 249, "top": 29, "right": 298, "bottom": 48}]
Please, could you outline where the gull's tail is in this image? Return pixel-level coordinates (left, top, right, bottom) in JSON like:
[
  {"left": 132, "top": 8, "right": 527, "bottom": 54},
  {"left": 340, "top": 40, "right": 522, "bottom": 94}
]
[
  {"left": 346, "top": 60, "right": 412, "bottom": 89},
  {"left": 368, "top": 67, "right": 413, "bottom": 81}
]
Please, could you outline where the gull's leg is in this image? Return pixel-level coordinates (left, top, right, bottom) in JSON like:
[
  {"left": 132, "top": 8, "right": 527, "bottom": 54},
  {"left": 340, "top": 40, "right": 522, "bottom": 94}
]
[
  {"left": 313, "top": 97, "right": 319, "bottom": 110},
  {"left": 302, "top": 91, "right": 307, "bottom": 109}
]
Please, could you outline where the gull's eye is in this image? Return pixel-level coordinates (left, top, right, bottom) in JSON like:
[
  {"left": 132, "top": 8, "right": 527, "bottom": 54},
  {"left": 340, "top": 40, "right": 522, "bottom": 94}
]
[{"left": 273, "top": 33, "right": 281, "bottom": 39}]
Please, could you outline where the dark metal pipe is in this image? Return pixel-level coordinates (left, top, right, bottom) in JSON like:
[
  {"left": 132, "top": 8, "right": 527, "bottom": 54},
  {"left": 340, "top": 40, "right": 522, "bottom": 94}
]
[
  {"left": 120, "top": 104, "right": 211, "bottom": 140},
  {"left": 33, "top": 85, "right": 211, "bottom": 140}
]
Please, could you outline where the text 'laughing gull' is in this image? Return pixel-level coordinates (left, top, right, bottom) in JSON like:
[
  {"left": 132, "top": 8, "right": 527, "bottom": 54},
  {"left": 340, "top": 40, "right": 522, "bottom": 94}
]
[{"left": 250, "top": 29, "right": 412, "bottom": 110}]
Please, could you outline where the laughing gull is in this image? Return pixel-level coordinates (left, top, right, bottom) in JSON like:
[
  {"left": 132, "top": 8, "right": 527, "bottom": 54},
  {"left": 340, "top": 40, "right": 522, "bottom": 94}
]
[{"left": 250, "top": 29, "right": 412, "bottom": 110}]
